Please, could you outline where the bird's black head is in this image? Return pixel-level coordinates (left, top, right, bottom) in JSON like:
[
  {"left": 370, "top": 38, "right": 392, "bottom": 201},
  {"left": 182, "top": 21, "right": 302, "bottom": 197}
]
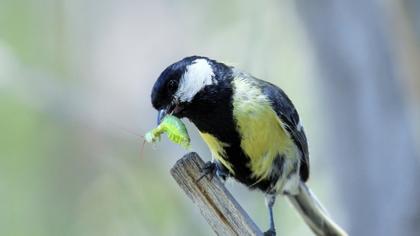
[{"left": 151, "top": 56, "right": 223, "bottom": 124}]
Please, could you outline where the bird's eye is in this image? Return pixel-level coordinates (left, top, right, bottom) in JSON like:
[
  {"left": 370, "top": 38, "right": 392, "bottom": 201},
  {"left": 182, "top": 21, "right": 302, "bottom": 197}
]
[{"left": 167, "top": 80, "right": 178, "bottom": 93}]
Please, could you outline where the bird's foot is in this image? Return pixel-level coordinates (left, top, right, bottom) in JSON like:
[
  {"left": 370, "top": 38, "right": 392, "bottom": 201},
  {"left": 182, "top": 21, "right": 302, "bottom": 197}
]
[
  {"left": 196, "top": 161, "right": 217, "bottom": 182},
  {"left": 263, "top": 229, "right": 276, "bottom": 236}
]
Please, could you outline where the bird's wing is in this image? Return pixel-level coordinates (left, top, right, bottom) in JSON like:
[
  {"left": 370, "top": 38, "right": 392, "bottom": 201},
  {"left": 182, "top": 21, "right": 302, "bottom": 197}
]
[{"left": 259, "top": 80, "right": 310, "bottom": 181}]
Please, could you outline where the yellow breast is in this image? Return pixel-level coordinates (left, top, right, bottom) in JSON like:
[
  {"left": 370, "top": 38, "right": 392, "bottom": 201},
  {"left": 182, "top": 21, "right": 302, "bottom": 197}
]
[
  {"left": 232, "top": 77, "right": 296, "bottom": 181},
  {"left": 199, "top": 132, "right": 234, "bottom": 174}
]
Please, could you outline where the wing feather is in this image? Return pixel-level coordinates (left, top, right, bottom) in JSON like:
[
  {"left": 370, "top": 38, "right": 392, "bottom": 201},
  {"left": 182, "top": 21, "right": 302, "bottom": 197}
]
[{"left": 259, "top": 80, "right": 310, "bottom": 181}]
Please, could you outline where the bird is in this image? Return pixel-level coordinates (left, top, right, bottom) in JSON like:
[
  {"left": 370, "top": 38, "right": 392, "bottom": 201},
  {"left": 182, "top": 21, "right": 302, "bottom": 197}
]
[{"left": 150, "top": 56, "right": 347, "bottom": 236}]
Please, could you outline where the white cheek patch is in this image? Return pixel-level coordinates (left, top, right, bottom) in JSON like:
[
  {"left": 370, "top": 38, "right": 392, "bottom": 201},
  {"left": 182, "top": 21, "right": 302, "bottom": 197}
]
[{"left": 176, "top": 59, "right": 216, "bottom": 102}]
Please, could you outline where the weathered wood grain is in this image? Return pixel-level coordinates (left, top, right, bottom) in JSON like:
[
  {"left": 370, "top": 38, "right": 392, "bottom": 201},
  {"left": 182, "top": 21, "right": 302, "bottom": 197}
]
[{"left": 170, "top": 152, "right": 263, "bottom": 236}]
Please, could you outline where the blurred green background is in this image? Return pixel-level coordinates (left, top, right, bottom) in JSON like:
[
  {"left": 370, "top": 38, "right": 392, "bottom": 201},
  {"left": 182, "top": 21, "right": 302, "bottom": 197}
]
[{"left": 1, "top": 0, "right": 419, "bottom": 236}]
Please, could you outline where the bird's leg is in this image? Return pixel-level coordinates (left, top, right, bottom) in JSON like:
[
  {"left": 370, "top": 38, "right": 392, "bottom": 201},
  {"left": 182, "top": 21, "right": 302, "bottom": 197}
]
[
  {"left": 215, "top": 161, "right": 229, "bottom": 183},
  {"left": 197, "top": 157, "right": 229, "bottom": 183},
  {"left": 196, "top": 161, "right": 217, "bottom": 182},
  {"left": 264, "top": 194, "right": 277, "bottom": 236}
]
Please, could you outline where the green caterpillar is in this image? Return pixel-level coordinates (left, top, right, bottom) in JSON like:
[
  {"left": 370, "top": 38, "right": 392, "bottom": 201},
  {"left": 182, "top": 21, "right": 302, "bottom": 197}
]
[{"left": 145, "top": 115, "right": 191, "bottom": 149}]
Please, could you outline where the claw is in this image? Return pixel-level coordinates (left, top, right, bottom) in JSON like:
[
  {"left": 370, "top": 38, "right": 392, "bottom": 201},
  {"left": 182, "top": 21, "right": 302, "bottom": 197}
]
[
  {"left": 196, "top": 161, "right": 217, "bottom": 182},
  {"left": 264, "top": 229, "right": 276, "bottom": 236}
]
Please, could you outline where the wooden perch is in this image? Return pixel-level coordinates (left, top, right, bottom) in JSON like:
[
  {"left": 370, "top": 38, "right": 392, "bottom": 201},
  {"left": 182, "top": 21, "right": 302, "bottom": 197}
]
[{"left": 170, "top": 152, "right": 263, "bottom": 236}]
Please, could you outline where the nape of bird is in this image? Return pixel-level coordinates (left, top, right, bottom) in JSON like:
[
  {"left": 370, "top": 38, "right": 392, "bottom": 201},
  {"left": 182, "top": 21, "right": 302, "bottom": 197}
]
[{"left": 151, "top": 56, "right": 347, "bottom": 236}]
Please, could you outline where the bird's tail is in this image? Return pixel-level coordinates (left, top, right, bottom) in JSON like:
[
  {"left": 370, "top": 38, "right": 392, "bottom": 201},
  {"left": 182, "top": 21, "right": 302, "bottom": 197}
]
[{"left": 287, "top": 182, "right": 348, "bottom": 236}]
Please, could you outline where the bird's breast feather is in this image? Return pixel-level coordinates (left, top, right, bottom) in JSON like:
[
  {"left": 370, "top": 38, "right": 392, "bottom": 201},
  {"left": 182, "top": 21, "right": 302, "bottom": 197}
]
[{"left": 232, "top": 77, "right": 297, "bottom": 180}]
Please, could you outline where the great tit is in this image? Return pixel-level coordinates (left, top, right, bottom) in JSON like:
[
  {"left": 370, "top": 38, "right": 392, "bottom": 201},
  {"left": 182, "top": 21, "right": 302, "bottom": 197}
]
[{"left": 151, "top": 56, "right": 347, "bottom": 236}]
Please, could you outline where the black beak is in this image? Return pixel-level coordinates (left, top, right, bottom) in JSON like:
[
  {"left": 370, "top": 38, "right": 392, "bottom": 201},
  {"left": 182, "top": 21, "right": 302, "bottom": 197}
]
[
  {"left": 157, "top": 101, "right": 184, "bottom": 125},
  {"left": 157, "top": 109, "right": 167, "bottom": 125}
]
